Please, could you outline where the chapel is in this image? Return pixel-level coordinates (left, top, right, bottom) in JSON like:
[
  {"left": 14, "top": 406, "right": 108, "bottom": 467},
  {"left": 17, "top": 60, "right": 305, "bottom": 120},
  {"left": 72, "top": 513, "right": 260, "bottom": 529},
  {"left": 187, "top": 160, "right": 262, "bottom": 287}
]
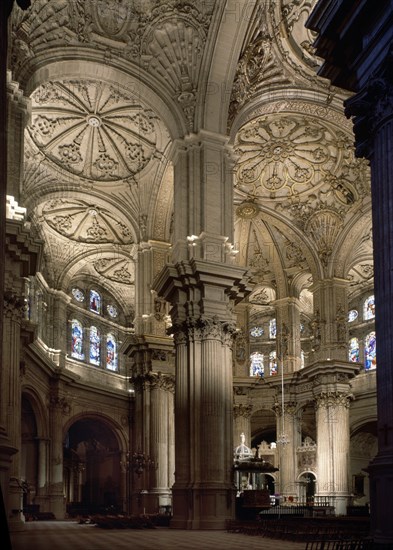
[{"left": 1, "top": 1, "right": 392, "bottom": 547}]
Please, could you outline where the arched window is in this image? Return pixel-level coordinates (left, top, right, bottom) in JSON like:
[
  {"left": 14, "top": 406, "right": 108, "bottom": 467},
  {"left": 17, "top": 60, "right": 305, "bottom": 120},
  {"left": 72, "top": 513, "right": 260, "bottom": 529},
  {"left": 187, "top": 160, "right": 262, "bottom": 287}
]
[
  {"left": 269, "top": 318, "right": 276, "bottom": 339},
  {"left": 71, "top": 319, "right": 84, "bottom": 360},
  {"left": 365, "top": 332, "right": 376, "bottom": 370},
  {"left": 90, "top": 289, "right": 101, "bottom": 314},
  {"left": 349, "top": 337, "right": 360, "bottom": 362},
  {"left": 363, "top": 295, "right": 375, "bottom": 320},
  {"left": 89, "top": 326, "right": 101, "bottom": 365},
  {"left": 269, "top": 350, "right": 277, "bottom": 376},
  {"left": 106, "top": 333, "right": 117, "bottom": 371},
  {"left": 250, "top": 352, "right": 264, "bottom": 377}
]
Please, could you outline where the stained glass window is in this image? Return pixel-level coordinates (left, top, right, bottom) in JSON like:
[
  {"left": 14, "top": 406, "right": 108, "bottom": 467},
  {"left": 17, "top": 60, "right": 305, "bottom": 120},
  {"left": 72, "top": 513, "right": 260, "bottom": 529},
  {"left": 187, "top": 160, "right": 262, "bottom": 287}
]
[
  {"left": 107, "top": 304, "right": 118, "bottom": 318},
  {"left": 348, "top": 309, "right": 358, "bottom": 322},
  {"left": 250, "top": 352, "right": 264, "bottom": 377},
  {"left": 250, "top": 326, "right": 264, "bottom": 337},
  {"left": 269, "top": 350, "right": 278, "bottom": 375},
  {"left": 89, "top": 326, "right": 101, "bottom": 365},
  {"left": 72, "top": 287, "right": 85, "bottom": 302},
  {"left": 349, "top": 337, "right": 360, "bottom": 363},
  {"left": 300, "top": 323, "right": 305, "bottom": 334},
  {"left": 106, "top": 333, "right": 117, "bottom": 371},
  {"left": 71, "top": 319, "right": 84, "bottom": 360},
  {"left": 363, "top": 295, "right": 375, "bottom": 320},
  {"left": 365, "top": 332, "right": 376, "bottom": 370},
  {"left": 269, "top": 318, "right": 277, "bottom": 339},
  {"left": 90, "top": 289, "right": 101, "bottom": 314}
]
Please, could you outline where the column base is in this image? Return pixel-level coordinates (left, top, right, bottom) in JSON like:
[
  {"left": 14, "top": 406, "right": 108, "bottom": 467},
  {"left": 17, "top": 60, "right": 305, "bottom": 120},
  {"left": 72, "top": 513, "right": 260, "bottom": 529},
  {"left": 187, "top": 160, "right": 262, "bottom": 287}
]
[
  {"left": 367, "top": 452, "right": 393, "bottom": 547},
  {"left": 170, "top": 486, "right": 235, "bottom": 530}
]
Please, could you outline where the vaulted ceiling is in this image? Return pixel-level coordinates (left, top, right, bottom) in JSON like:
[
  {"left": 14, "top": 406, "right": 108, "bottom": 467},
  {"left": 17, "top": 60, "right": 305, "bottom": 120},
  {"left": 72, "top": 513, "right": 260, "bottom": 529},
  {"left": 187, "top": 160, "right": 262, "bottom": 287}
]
[{"left": 9, "top": 0, "right": 373, "bottom": 321}]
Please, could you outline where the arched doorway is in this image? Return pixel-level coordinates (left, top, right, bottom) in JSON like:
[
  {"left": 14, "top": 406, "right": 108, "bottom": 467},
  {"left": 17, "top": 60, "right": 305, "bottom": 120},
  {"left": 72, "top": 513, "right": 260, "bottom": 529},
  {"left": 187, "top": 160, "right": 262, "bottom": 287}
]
[
  {"left": 298, "top": 472, "right": 316, "bottom": 505},
  {"left": 64, "top": 418, "right": 123, "bottom": 516}
]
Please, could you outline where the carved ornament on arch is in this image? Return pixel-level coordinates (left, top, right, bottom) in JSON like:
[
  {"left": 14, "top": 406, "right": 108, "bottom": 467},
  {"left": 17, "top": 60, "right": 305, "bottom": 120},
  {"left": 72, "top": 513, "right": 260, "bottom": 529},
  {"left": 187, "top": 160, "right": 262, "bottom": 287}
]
[
  {"left": 42, "top": 199, "right": 134, "bottom": 245},
  {"left": 93, "top": 257, "right": 134, "bottom": 285}
]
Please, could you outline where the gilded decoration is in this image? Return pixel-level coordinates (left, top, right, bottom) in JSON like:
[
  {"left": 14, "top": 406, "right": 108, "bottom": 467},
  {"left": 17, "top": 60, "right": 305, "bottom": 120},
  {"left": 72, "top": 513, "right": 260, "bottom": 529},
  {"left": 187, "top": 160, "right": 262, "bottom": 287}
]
[{"left": 28, "top": 80, "right": 159, "bottom": 183}]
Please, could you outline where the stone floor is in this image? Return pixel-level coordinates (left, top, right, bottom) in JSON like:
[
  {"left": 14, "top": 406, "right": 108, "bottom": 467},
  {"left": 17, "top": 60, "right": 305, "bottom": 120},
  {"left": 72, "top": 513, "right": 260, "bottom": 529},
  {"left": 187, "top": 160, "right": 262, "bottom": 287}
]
[{"left": 9, "top": 520, "right": 307, "bottom": 550}]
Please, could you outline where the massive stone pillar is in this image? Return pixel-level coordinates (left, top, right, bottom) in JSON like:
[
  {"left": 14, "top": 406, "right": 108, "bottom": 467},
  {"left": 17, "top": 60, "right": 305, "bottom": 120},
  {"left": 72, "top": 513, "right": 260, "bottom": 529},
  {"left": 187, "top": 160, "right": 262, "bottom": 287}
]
[
  {"left": 154, "top": 132, "right": 250, "bottom": 529},
  {"left": 345, "top": 74, "right": 393, "bottom": 545},
  {"left": 2, "top": 220, "right": 41, "bottom": 528}
]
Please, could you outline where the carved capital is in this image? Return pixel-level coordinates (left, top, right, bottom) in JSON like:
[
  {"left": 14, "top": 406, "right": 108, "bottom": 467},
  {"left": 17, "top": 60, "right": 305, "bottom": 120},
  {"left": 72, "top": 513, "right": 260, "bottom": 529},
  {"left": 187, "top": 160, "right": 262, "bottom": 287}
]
[
  {"left": 3, "top": 291, "right": 26, "bottom": 321},
  {"left": 314, "top": 390, "right": 354, "bottom": 409},
  {"left": 233, "top": 403, "right": 252, "bottom": 419}
]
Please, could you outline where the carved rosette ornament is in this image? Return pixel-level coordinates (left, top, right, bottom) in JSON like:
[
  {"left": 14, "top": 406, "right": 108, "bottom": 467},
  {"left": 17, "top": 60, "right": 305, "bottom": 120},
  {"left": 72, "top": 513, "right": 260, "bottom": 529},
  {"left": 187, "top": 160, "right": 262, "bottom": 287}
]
[{"left": 28, "top": 80, "right": 159, "bottom": 183}]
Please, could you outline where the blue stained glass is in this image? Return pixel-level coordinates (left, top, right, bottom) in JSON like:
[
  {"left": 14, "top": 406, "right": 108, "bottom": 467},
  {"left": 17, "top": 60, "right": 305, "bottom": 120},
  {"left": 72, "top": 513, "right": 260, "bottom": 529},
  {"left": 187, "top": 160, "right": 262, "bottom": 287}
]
[
  {"left": 269, "top": 351, "right": 277, "bottom": 376},
  {"left": 365, "top": 332, "right": 376, "bottom": 370},
  {"left": 106, "top": 333, "right": 118, "bottom": 371},
  {"left": 107, "top": 304, "right": 118, "bottom": 318},
  {"left": 250, "top": 326, "right": 264, "bottom": 337},
  {"left": 349, "top": 337, "right": 360, "bottom": 362},
  {"left": 363, "top": 295, "right": 375, "bottom": 320},
  {"left": 250, "top": 352, "right": 264, "bottom": 377},
  {"left": 89, "top": 326, "right": 100, "bottom": 365},
  {"left": 71, "top": 319, "right": 84, "bottom": 360},
  {"left": 72, "top": 287, "right": 85, "bottom": 302},
  {"left": 269, "top": 319, "right": 277, "bottom": 339},
  {"left": 90, "top": 289, "right": 101, "bottom": 314},
  {"left": 348, "top": 309, "right": 358, "bottom": 322}
]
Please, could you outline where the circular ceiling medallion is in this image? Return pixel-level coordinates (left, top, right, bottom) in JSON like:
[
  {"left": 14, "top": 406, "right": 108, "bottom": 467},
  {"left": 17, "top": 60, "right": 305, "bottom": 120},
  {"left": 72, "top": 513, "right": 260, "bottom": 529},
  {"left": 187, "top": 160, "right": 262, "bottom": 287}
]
[
  {"left": 236, "top": 201, "right": 260, "bottom": 219},
  {"left": 28, "top": 79, "right": 159, "bottom": 183}
]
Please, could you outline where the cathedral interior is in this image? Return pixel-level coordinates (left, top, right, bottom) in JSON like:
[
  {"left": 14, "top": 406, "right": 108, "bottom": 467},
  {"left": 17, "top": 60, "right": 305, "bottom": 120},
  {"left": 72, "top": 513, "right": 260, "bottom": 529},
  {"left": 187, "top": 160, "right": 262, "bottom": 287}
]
[{"left": 1, "top": 0, "right": 392, "bottom": 544}]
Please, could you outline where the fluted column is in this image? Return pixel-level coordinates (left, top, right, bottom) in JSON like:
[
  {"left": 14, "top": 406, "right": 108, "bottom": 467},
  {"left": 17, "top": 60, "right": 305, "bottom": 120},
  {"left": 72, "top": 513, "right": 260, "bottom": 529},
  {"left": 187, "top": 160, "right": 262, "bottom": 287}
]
[
  {"left": 315, "top": 391, "right": 352, "bottom": 514},
  {"left": 274, "top": 402, "right": 300, "bottom": 499},
  {"left": 345, "top": 71, "right": 393, "bottom": 547},
  {"left": 149, "top": 373, "right": 175, "bottom": 511}
]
